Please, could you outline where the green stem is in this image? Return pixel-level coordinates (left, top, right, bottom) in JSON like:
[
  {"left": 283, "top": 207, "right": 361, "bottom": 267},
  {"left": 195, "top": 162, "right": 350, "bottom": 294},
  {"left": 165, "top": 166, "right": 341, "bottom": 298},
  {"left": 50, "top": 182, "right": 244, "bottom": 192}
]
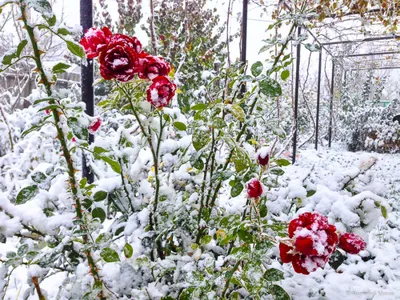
[
  {"left": 18, "top": 2, "right": 104, "bottom": 297},
  {"left": 221, "top": 260, "right": 240, "bottom": 298},
  {"left": 118, "top": 83, "right": 164, "bottom": 260}
]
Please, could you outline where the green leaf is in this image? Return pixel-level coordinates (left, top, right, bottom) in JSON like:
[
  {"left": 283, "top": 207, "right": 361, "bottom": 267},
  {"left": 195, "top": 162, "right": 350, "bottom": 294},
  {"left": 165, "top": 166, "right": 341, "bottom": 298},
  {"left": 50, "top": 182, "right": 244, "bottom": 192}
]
[
  {"left": 33, "top": 97, "right": 54, "bottom": 105},
  {"left": 179, "top": 287, "right": 195, "bottom": 300},
  {"left": 93, "top": 146, "right": 108, "bottom": 154},
  {"left": 2, "top": 52, "right": 17, "bottom": 65},
  {"left": 79, "top": 177, "right": 87, "bottom": 189},
  {"left": 123, "top": 243, "right": 133, "bottom": 258},
  {"left": 200, "top": 235, "right": 212, "bottom": 245},
  {"left": 381, "top": 205, "right": 388, "bottom": 219},
  {"left": 173, "top": 121, "right": 187, "bottom": 131},
  {"left": 230, "top": 104, "right": 245, "bottom": 122},
  {"left": 100, "top": 247, "right": 120, "bottom": 263},
  {"left": 16, "top": 185, "right": 39, "bottom": 204},
  {"left": 232, "top": 147, "right": 250, "bottom": 173},
  {"left": 191, "top": 103, "right": 207, "bottom": 111},
  {"left": 329, "top": 250, "right": 345, "bottom": 270},
  {"left": 192, "top": 157, "right": 204, "bottom": 170},
  {"left": 268, "top": 285, "right": 291, "bottom": 300},
  {"left": 101, "top": 156, "right": 121, "bottom": 173},
  {"left": 259, "top": 204, "right": 268, "bottom": 217},
  {"left": 93, "top": 191, "right": 108, "bottom": 202},
  {"left": 52, "top": 62, "right": 70, "bottom": 74},
  {"left": 66, "top": 41, "right": 85, "bottom": 58},
  {"left": 46, "top": 14, "right": 56, "bottom": 26},
  {"left": 17, "top": 244, "right": 29, "bottom": 257},
  {"left": 16, "top": 40, "right": 28, "bottom": 57},
  {"left": 281, "top": 70, "right": 290, "bottom": 81},
  {"left": 306, "top": 190, "right": 316, "bottom": 197},
  {"left": 259, "top": 77, "right": 282, "bottom": 97},
  {"left": 68, "top": 117, "right": 88, "bottom": 140},
  {"left": 92, "top": 207, "right": 106, "bottom": 223},
  {"left": 270, "top": 168, "right": 284, "bottom": 176},
  {"left": 31, "top": 172, "right": 47, "bottom": 184},
  {"left": 37, "top": 104, "right": 61, "bottom": 112},
  {"left": 264, "top": 268, "right": 284, "bottom": 281},
  {"left": 210, "top": 117, "right": 226, "bottom": 129},
  {"left": 192, "top": 129, "right": 211, "bottom": 151},
  {"left": 238, "top": 229, "right": 253, "bottom": 243},
  {"left": 57, "top": 28, "right": 71, "bottom": 35},
  {"left": 231, "top": 181, "right": 244, "bottom": 198},
  {"left": 276, "top": 159, "right": 291, "bottom": 167},
  {"left": 251, "top": 61, "right": 263, "bottom": 77}
]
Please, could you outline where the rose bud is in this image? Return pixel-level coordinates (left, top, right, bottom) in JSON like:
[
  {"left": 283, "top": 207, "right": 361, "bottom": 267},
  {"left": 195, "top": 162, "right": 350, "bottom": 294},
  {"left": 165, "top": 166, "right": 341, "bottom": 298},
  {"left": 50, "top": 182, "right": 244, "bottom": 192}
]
[
  {"left": 257, "top": 148, "right": 270, "bottom": 166},
  {"left": 80, "top": 27, "right": 112, "bottom": 59},
  {"left": 339, "top": 233, "right": 366, "bottom": 254},
  {"left": 146, "top": 76, "right": 176, "bottom": 108},
  {"left": 88, "top": 116, "right": 102, "bottom": 134},
  {"left": 99, "top": 38, "right": 140, "bottom": 82},
  {"left": 246, "top": 178, "right": 263, "bottom": 198},
  {"left": 138, "top": 54, "right": 171, "bottom": 80}
]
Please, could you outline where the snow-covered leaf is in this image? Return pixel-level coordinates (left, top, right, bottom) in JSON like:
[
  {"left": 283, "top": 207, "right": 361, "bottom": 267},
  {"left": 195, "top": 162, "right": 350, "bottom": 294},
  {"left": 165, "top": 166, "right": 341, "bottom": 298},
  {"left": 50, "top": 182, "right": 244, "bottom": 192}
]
[
  {"left": 16, "top": 185, "right": 38, "bottom": 204},
  {"left": 100, "top": 247, "right": 120, "bottom": 263}
]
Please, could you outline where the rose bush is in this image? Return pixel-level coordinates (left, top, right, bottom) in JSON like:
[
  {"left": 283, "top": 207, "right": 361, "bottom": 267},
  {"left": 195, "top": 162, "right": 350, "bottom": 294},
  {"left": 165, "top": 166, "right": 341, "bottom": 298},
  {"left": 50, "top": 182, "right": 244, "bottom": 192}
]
[{"left": 0, "top": 1, "right": 389, "bottom": 299}]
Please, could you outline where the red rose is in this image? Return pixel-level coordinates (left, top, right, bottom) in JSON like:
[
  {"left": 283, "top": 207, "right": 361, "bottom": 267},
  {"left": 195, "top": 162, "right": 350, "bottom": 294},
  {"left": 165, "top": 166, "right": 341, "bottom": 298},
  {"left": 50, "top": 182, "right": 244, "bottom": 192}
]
[
  {"left": 99, "top": 38, "right": 139, "bottom": 82},
  {"left": 138, "top": 54, "right": 171, "bottom": 80},
  {"left": 89, "top": 116, "right": 102, "bottom": 134},
  {"left": 80, "top": 27, "right": 112, "bottom": 59},
  {"left": 247, "top": 179, "right": 263, "bottom": 198},
  {"left": 339, "top": 233, "right": 366, "bottom": 254},
  {"left": 280, "top": 212, "right": 339, "bottom": 274},
  {"left": 110, "top": 34, "right": 142, "bottom": 54},
  {"left": 146, "top": 76, "right": 176, "bottom": 108}
]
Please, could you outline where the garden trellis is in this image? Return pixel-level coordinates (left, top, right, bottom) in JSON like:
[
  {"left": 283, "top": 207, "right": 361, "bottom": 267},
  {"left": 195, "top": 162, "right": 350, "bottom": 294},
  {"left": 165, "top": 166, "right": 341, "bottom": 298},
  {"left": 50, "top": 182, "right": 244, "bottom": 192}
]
[{"left": 285, "top": 0, "right": 400, "bottom": 162}]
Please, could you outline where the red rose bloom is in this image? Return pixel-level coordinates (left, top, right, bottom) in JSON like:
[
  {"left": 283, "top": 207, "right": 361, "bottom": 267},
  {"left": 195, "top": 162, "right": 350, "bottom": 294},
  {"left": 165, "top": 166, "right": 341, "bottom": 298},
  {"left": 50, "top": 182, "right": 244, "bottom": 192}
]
[
  {"left": 146, "top": 76, "right": 176, "bottom": 108},
  {"left": 99, "top": 38, "right": 139, "bottom": 82},
  {"left": 110, "top": 34, "right": 142, "bottom": 54},
  {"left": 80, "top": 27, "right": 112, "bottom": 59},
  {"left": 247, "top": 179, "right": 263, "bottom": 198},
  {"left": 339, "top": 233, "right": 366, "bottom": 254},
  {"left": 280, "top": 212, "right": 339, "bottom": 274},
  {"left": 89, "top": 116, "right": 102, "bottom": 134},
  {"left": 138, "top": 54, "right": 171, "bottom": 80}
]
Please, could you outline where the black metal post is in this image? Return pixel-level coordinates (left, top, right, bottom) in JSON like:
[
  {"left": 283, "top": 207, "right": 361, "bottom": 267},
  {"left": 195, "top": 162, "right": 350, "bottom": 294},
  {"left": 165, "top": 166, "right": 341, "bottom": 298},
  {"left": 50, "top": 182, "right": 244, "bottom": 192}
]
[
  {"left": 328, "top": 61, "right": 335, "bottom": 147},
  {"left": 240, "top": 0, "right": 248, "bottom": 97},
  {"left": 292, "top": 26, "right": 301, "bottom": 164},
  {"left": 315, "top": 49, "right": 322, "bottom": 150},
  {"left": 80, "top": 0, "right": 94, "bottom": 183}
]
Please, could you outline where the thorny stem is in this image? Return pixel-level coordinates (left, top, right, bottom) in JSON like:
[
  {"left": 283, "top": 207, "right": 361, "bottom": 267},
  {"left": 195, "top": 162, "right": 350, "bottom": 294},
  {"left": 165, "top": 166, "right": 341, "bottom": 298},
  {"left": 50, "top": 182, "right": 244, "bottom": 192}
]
[
  {"left": 18, "top": 2, "right": 104, "bottom": 297},
  {"left": 118, "top": 83, "right": 164, "bottom": 260}
]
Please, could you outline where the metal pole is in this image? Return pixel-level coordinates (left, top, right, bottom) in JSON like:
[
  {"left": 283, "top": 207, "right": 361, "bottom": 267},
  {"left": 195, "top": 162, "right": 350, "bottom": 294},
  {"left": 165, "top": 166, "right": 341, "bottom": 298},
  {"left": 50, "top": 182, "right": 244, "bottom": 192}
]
[
  {"left": 315, "top": 49, "right": 322, "bottom": 150},
  {"left": 328, "top": 61, "right": 335, "bottom": 147},
  {"left": 292, "top": 26, "right": 301, "bottom": 164},
  {"left": 80, "top": 0, "right": 94, "bottom": 183},
  {"left": 240, "top": 0, "right": 248, "bottom": 97}
]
